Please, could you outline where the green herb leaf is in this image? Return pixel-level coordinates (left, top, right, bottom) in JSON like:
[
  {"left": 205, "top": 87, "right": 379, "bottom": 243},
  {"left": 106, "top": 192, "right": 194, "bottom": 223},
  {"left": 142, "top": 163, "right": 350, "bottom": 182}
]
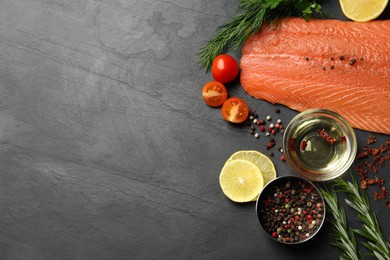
[
  {"left": 333, "top": 176, "right": 390, "bottom": 259},
  {"left": 319, "top": 186, "right": 360, "bottom": 260},
  {"left": 267, "top": 0, "right": 285, "bottom": 9},
  {"left": 198, "top": 0, "right": 324, "bottom": 72}
]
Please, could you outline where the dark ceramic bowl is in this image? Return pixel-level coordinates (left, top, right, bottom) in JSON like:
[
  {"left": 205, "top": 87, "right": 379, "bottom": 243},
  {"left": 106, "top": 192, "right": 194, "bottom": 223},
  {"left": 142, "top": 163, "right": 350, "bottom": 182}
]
[{"left": 256, "top": 176, "right": 325, "bottom": 244}]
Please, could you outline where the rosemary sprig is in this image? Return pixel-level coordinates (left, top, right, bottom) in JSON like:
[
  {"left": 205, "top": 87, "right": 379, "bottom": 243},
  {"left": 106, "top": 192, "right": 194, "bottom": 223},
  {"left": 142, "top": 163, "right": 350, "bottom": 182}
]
[
  {"left": 198, "top": 0, "right": 323, "bottom": 72},
  {"left": 320, "top": 186, "right": 360, "bottom": 260},
  {"left": 334, "top": 177, "right": 390, "bottom": 260}
]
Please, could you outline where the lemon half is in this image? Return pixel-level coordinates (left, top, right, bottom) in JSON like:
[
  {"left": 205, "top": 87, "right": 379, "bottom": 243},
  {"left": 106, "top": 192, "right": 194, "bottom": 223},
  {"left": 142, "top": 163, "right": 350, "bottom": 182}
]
[
  {"left": 340, "top": 0, "right": 388, "bottom": 22},
  {"left": 219, "top": 159, "right": 264, "bottom": 203},
  {"left": 226, "top": 150, "right": 277, "bottom": 186}
]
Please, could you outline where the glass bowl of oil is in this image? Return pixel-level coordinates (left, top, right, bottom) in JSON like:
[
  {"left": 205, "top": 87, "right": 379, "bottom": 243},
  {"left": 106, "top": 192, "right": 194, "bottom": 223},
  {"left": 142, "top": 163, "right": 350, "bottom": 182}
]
[{"left": 282, "top": 109, "right": 357, "bottom": 181}]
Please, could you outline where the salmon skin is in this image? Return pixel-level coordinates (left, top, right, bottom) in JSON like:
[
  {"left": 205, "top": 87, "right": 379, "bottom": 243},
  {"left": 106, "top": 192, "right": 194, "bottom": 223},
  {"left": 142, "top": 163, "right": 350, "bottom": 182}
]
[{"left": 240, "top": 18, "right": 390, "bottom": 135}]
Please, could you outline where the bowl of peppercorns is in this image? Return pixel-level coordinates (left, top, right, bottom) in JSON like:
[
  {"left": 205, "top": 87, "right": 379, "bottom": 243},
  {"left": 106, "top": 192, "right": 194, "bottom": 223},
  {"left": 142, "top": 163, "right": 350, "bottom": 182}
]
[{"left": 256, "top": 176, "right": 325, "bottom": 244}]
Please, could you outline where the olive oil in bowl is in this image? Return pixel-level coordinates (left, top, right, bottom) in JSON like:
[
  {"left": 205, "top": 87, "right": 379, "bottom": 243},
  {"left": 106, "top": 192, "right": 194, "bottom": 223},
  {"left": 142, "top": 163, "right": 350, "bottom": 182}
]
[{"left": 283, "top": 109, "right": 357, "bottom": 181}]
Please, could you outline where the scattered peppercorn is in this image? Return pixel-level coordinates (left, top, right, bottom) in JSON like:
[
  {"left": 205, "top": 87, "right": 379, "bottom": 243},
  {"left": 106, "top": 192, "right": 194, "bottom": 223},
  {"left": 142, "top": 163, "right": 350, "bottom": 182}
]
[
  {"left": 330, "top": 65, "right": 334, "bottom": 70},
  {"left": 350, "top": 59, "right": 356, "bottom": 65},
  {"left": 270, "top": 152, "right": 274, "bottom": 157},
  {"left": 330, "top": 57, "right": 334, "bottom": 61},
  {"left": 247, "top": 108, "right": 287, "bottom": 159},
  {"left": 322, "top": 67, "right": 326, "bottom": 71},
  {"left": 305, "top": 57, "right": 309, "bottom": 61},
  {"left": 266, "top": 140, "right": 276, "bottom": 150},
  {"left": 339, "top": 55, "right": 344, "bottom": 60},
  {"left": 275, "top": 109, "right": 280, "bottom": 114},
  {"left": 360, "top": 57, "right": 364, "bottom": 61}
]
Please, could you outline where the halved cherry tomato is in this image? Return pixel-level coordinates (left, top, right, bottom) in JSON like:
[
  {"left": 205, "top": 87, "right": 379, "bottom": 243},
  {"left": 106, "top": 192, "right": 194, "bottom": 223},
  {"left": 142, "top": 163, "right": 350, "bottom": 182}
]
[
  {"left": 211, "top": 54, "right": 239, "bottom": 84},
  {"left": 202, "top": 81, "right": 228, "bottom": 107},
  {"left": 221, "top": 97, "right": 249, "bottom": 123}
]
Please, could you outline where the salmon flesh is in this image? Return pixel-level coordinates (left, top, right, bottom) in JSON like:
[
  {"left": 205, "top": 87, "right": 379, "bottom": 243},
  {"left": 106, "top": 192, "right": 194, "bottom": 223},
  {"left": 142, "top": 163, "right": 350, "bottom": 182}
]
[{"left": 240, "top": 18, "right": 390, "bottom": 135}]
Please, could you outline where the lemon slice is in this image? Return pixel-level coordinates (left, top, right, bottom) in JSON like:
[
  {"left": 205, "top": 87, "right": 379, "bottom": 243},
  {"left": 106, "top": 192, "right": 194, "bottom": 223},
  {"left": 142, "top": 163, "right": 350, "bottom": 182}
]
[
  {"left": 226, "top": 150, "right": 277, "bottom": 186},
  {"left": 219, "top": 159, "right": 264, "bottom": 203},
  {"left": 340, "top": 0, "right": 388, "bottom": 22}
]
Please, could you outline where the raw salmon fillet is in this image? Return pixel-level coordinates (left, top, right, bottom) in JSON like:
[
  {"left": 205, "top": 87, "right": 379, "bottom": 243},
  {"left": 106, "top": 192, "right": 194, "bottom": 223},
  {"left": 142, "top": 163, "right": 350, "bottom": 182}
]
[{"left": 240, "top": 18, "right": 390, "bottom": 135}]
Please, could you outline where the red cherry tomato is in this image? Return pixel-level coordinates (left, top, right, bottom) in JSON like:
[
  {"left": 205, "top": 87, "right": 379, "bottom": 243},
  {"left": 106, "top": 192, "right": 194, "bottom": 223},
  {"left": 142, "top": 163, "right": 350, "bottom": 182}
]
[
  {"left": 221, "top": 97, "right": 249, "bottom": 123},
  {"left": 202, "top": 81, "right": 228, "bottom": 107},
  {"left": 211, "top": 54, "right": 239, "bottom": 83}
]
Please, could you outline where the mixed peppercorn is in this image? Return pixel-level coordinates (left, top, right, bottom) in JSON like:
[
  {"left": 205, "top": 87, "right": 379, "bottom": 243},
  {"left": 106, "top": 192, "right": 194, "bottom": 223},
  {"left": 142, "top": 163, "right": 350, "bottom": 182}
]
[
  {"left": 259, "top": 178, "right": 324, "bottom": 243},
  {"left": 247, "top": 109, "right": 285, "bottom": 161}
]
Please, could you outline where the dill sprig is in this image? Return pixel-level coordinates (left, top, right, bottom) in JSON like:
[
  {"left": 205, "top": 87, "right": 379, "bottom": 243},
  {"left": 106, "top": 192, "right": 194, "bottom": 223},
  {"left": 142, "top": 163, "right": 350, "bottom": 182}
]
[
  {"left": 320, "top": 186, "right": 360, "bottom": 260},
  {"left": 333, "top": 177, "right": 390, "bottom": 260},
  {"left": 198, "top": 0, "right": 323, "bottom": 72}
]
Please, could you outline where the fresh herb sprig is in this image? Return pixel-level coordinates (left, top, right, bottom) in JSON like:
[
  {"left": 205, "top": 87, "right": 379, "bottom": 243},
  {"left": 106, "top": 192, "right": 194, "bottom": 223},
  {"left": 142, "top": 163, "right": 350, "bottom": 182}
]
[
  {"left": 198, "top": 0, "right": 323, "bottom": 72},
  {"left": 320, "top": 187, "right": 360, "bottom": 260},
  {"left": 333, "top": 177, "right": 390, "bottom": 260}
]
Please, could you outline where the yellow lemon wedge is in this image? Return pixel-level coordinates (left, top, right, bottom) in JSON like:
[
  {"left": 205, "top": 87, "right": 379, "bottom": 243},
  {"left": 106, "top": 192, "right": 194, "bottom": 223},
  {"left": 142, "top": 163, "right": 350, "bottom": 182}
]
[
  {"left": 219, "top": 159, "right": 264, "bottom": 203},
  {"left": 340, "top": 0, "right": 388, "bottom": 22}
]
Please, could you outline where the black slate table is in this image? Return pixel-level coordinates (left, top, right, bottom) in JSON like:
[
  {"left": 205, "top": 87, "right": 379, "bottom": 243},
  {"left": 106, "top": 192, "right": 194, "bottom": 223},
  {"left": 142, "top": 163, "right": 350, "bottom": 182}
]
[{"left": 1, "top": 0, "right": 389, "bottom": 259}]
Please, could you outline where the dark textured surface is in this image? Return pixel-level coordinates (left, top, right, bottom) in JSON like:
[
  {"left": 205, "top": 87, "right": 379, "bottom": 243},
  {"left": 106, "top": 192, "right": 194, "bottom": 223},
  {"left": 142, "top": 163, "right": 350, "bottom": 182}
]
[{"left": 0, "top": 0, "right": 389, "bottom": 259}]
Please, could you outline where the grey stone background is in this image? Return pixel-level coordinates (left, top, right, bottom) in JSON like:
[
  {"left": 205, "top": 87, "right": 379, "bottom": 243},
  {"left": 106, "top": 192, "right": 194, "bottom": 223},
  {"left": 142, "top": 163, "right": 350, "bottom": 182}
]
[{"left": 0, "top": 0, "right": 388, "bottom": 259}]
